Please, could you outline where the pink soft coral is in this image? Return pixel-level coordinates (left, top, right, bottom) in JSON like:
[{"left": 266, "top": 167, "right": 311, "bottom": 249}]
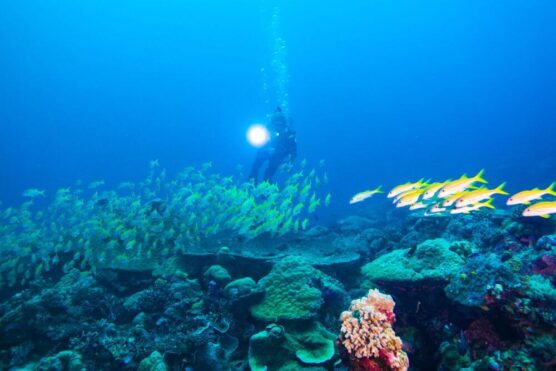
[{"left": 339, "top": 289, "right": 409, "bottom": 371}]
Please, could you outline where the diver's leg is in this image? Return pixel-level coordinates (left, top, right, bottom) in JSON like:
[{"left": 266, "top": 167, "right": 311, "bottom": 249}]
[
  {"left": 263, "top": 153, "right": 286, "bottom": 182},
  {"left": 249, "top": 149, "right": 269, "bottom": 182}
]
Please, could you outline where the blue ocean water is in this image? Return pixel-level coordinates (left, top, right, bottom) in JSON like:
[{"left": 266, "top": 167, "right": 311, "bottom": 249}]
[{"left": 1, "top": 1, "right": 555, "bottom": 214}]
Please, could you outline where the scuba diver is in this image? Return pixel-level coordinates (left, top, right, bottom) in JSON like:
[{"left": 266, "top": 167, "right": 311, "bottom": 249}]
[{"left": 249, "top": 107, "right": 297, "bottom": 183}]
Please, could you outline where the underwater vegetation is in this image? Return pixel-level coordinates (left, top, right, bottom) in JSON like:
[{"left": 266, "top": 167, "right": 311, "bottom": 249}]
[{"left": 1, "top": 164, "right": 556, "bottom": 370}]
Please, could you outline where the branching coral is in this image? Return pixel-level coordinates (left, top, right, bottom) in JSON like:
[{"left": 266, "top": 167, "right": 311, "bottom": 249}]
[{"left": 339, "top": 289, "right": 409, "bottom": 371}]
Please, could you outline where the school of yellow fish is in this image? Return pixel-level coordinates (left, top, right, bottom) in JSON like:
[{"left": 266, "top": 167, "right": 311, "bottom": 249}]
[{"left": 350, "top": 170, "right": 556, "bottom": 218}]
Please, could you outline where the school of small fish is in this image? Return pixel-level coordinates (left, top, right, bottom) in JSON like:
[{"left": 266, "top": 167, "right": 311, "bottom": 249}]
[{"left": 351, "top": 170, "right": 556, "bottom": 218}]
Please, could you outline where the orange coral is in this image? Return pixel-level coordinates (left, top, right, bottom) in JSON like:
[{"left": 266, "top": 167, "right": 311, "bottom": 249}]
[{"left": 339, "top": 289, "right": 409, "bottom": 371}]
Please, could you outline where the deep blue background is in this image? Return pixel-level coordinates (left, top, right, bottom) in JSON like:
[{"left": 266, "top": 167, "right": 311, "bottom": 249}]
[{"left": 1, "top": 1, "right": 555, "bottom": 215}]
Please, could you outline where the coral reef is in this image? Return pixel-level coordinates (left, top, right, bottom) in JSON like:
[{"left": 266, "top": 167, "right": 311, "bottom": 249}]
[
  {"left": 248, "top": 321, "right": 335, "bottom": 370},
  {"left": 249, "top": 256, "right": 347, "bottom": 321},
  {"left": 36, "top": 350, "right": 85, "bottom": 371},
  {"left": 224, "top": 277, "right": 257, "bottom": 298},
  {"left": 338, "top": 289, "right": 409, "bottom": 371},
  {"left": 204, "top": 265, "right": 232, "bottom": 285},
  {"left": 361, "top": 238, "right": 466, "bottom": 287},
  {"left": 443, "top": 213, "right": 502, "bottom": 247},
  {"left": 1, "top": 164, "right": 556, "bottom": 369},
  {"left": 138, "top": 351, "right": 168, "bottom": 371}
]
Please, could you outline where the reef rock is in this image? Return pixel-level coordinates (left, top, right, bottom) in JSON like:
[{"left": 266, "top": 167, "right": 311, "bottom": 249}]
[
  {"left": 138, "top": 351, "right": 168, "bottom": 371},
  {"left": 36, "top": 350, "right": 85, "bottom": 371},
  {"left": 444, "top": 253, "right": 519, "bottom": 307},
  {"left": 362, "top": 238, "right": 466, "bottom": 288},
  {"left": 203, "top": 265, "right": 232, "bottom": 284},
  {"left": 336, "top": 215, "right": 375, "bottom": 233},
  {"left": 443, "top": 214, "right": 501, "bottom": 247},
  {"left": 224, "top": 277, "right": 257, "bottom": 298},
  {"left": 123, "top": 278, "right": 202, "bottom": 316}
]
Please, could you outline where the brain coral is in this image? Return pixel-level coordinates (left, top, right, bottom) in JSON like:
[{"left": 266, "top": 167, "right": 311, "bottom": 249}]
[
  {"left": 250, "top": 256, "right": 345, "bottom": 321},
  {"left": 362, "top": 238, "right": 466, "bottom": 287}
]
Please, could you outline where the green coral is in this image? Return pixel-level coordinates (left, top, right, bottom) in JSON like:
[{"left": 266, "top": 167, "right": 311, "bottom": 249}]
[
  {"left": 461, "top": 335, "right": 556, "bottom": 370},
  {"left": 523, "top": 274, "right": 556, "bottom": 303},
  {"left": 448, "top": 240, "right": 476, "bottom": 257},
  {"left": 248, "top": 322, "right": 334, "bottom": 371},
  {"left": 36, "top": 350, "right": 85, "bottom": 371},
  {"left": 250, "top": 256, "right": 344, "bottom": 321},
  {"left": 362, "top": 238, "right": 466, "bottom": 286},
  {"left": 224, "top": 277, "right": 257, "bottom": 297},
  {"left": 138, "top": 351, "right": 168, "bottom": 371},
  {"left": 526, "top": 335, "right": 556, "bottom": 364},
  {"left": 438, "top": 341, "right": 471, "bottom": 370},
  {"left": 203, "top": 265, "right": 232, "bottom": 284},
  {"left": 248, "top": 324, "right": 293, "bottom": 371},
  {"left": 506, "top": 257, "right": 523, "bottom": 272},
  {"left": 288, "top": 322, "right": 335, "bottom": 364}
]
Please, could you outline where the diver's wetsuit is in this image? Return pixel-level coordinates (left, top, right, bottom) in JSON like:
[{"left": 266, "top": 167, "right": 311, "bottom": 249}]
[{"left": 249, "top": 110, "right": 297, "bottom": 182}]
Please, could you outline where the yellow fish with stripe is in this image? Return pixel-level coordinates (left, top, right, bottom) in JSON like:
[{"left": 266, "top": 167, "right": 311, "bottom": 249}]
[
  {"left": 387, "top": 179, "right": 426, "bottom": 198},
  {"left": 393, "top": 188, "right": 416, "bottom": 203},
  {"left": 350, "top": 186, "right": 383, "bottom": 204},
  {"left": 507, "top": 183, "right": 556, "bottom": 205},
  {"left": 443, "top": 191, "right": 470, "bottom": 207},
  {"left": 396, "top": 188, "right": 426, "bottom": 208},
  {"left": 409, "top": 202, "right": 428, "bottom": 210},
  {"left": 438, "top": 170, "right": 487, "bottom": 198},
  {"left": 522, "top": 201, "right": 556, "bottom": 218},
  {"left": 422, "top": 181, "right": 449, "bottom": 200},
  {"left": 430, "top": 203, "right": 447, "bottom": 213},
  {"left": 450, "top": 199, "right": 495, "bottom": 214},
  {"left": 455, "top": 183, "right": 508, "bottom": 208}
]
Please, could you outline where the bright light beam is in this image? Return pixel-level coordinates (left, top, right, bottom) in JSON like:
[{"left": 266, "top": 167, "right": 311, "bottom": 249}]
[{"left": 247, "top": 124, "right": 270, "bottom": 147}]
